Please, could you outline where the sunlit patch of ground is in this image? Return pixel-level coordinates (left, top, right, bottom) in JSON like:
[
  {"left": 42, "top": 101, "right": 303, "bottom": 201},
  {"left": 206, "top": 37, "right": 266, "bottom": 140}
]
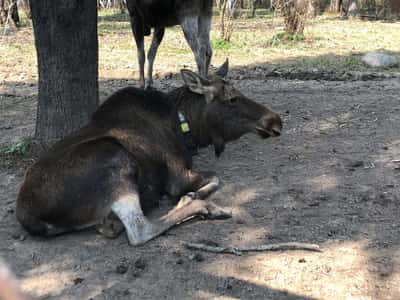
[{"left": 199, "top": 240, "right": 399, "bottom": 300}]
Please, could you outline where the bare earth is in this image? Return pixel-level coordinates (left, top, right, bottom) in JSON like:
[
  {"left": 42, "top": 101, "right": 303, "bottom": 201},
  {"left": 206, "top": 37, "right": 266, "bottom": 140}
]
[{"left": 1, "top": 71, "right": 400, "bottom": 299}]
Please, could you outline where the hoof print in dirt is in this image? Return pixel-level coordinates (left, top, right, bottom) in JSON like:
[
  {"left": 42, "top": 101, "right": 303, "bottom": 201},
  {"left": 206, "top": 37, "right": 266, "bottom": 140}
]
[
  {"left": 189, "top": 253, "right": 205, "bottom": 262},
  {"left": 115, "top": 264, "right": 129, "bottom": 275},
  {"left": 11, "top": 232, "right": 26, "bottom": 241},
  {"left": 216, "top": 277, "right": 237, "bottom": 292},
  {"left": 115, "top": 258, "right": 130, "bottom": 274},
  {"left": 134, "top": 258, "right": 146, "bottom": 271},
  {"left": 73, "top": 277, "right": 84, "bottom": 285},
  {"left": 348, "top": 160, "right": 364, "bottom": 168},
  {"left": 197, "top": 239, "right": 220, "bottom": 247}
]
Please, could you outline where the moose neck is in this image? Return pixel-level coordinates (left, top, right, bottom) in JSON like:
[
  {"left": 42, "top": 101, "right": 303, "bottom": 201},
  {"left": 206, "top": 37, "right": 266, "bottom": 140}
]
[{"left": 169, "top": 87, "right": 213, "bottom": 149}]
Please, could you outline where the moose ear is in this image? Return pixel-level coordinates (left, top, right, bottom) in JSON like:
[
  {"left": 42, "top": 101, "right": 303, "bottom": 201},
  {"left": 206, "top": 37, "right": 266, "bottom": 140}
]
[
  {"left": 180, "top": 69, "right": 215, "bottom": 102},
  {"left": 215, "top": 59, "right": 229, "bottom": 78}
]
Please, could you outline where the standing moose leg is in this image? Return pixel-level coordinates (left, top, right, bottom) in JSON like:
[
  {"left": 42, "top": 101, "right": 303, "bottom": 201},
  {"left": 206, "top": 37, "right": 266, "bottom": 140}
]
[
  {"left": 129, "top": 11, "right": 146, "bottom": 88},
  {"left": 126, "top": 0, "right": 214, "bottom": 88},
  {"left": 146, "top": 27, "right": 165, "bottom": 88},
  {"left": 198, "top": 14, "right": 213, "bottom": 75}
]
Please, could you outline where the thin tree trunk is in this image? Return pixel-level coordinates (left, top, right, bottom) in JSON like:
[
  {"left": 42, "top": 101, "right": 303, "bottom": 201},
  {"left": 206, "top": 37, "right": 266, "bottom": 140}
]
[
  {"left": 251, "top": 0, "right": 257, "bottom": 17},
  {"left": 23, "top": 0, "right": 31, "bottom": 19},
  {"left": 220, "top": 0, "right": 227, "bottom": 39},
  {"left": 30, "top": 0, "right": 98, "bottom": 145},
  {"left": 329, "top": 0, "right": 339, "bottom": 12},
  {"left": 119, "top": 0, "right": 125, "bottom": 13},
  {"left": 0, "top": 0, "right": 6, "bottom": 24},
  {"left": 10, "top": 0, "right": 19, "bottom": 26}
]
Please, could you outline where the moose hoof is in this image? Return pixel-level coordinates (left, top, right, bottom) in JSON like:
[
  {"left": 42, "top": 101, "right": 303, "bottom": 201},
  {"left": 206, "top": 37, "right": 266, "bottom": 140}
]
[
  {"left": 145, "top": 80, "right": 154, "bottom": 90},
  {"left": 201, "top": 202, "right": 232, "bottom": 220},
  {"left": 176, "top": 194, "right": 195, "bottom": 209},
  {"left": 186, "top": 192, "right": 198, "bottom": 199},
  {"left": 96, "top": 214, "right": 125, "bottom": 239}
]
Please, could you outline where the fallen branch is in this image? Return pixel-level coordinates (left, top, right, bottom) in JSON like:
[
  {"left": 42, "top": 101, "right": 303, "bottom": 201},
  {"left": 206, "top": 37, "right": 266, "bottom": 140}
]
[{"left": 183, "top": 242, "right": 321, "bottom": 256}]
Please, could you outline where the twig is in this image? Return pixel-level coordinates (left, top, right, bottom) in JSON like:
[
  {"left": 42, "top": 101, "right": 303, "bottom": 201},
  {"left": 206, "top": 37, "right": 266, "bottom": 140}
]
[{"left": 183, "top": 242, "right": 321, "bottom": 256}]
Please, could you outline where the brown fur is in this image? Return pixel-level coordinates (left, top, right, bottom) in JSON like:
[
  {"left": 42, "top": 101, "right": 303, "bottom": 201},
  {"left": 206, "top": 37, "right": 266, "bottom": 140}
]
[{"left": 16, "top": 63, "right": 282, "bottom": 242}]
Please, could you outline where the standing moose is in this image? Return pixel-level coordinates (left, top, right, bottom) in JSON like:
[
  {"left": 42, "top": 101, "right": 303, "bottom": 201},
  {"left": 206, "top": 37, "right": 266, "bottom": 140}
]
[{"left": 126, "top": 0, "right": 213, "bottom": 88}]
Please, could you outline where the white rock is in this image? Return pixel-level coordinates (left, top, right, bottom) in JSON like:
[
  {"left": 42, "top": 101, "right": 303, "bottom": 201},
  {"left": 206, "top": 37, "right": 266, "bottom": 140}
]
[{"left": 362, "top": 52, "right": 398, "bottom": 68}]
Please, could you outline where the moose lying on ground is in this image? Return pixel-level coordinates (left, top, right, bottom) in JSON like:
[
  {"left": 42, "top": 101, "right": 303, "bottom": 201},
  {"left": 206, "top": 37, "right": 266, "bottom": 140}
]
[
  {"left": 16, "top": 61, "right": 282, "bottom": 246},
  {"left": 126, "top": 0, "right": 213, "bottom": 88}
]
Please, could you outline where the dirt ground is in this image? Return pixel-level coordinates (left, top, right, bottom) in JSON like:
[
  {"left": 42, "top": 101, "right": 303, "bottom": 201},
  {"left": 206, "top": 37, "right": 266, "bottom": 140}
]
[{"left": 1, "top": 69, "right": 400, "bottom": 300}]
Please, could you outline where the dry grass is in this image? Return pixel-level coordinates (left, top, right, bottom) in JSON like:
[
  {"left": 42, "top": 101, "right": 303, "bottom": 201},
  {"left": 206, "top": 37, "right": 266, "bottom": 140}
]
[{"left": 0, "top": 8, "right": 399, "bottom": 83}]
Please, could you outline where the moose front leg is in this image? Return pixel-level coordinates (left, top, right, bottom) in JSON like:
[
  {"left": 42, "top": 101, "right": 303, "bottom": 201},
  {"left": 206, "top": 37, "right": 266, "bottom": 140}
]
[
  {"left": 129, "top": 14, "right": 146, "bottom": 88},
  {"left": 167, "top": 169, "right": 221, "bottom": 201},
  {"left": 188, "top": 172, "right": 220, "bottom": 200}
]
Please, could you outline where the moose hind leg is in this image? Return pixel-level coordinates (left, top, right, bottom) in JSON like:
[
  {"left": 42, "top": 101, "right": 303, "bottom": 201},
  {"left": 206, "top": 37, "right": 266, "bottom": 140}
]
[
  {"left": 111, "top": 192, "right": 161, "bottom": 246},
  {"left": 181, "top": 17, "right": 203, "bottom": 75},
  {"left": 198, "top": 15, "right": 212, "bottom": 76},
  {"left": 111, "top": 191, "right": 230, "bottom": 246}
]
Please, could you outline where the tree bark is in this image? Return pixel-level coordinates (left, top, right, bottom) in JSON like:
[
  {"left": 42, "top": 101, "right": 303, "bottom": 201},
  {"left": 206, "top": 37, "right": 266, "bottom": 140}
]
[
  {"left": 30, "top": 0, "right": 98, "bottom": 145},
  {"left": 0, "top": 0, "right": 6, "bottom": 24},
  {"left": 251, "top": 0, "right": 257, "bottom": 17},
  {"left": 10, "top": 0, "right": 19, "bottom": 26}
]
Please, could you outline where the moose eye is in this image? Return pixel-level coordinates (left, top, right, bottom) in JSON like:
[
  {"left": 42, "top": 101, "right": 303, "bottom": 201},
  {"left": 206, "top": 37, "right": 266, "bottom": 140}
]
[{"left": 229, "top": 97, "right": 238, "bottom": 104}]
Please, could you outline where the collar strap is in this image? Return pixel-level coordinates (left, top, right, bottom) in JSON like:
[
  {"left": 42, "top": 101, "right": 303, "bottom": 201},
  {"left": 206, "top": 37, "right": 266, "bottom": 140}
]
[{"left": 178, "top": 111, "right": 198, "bottom": 155}]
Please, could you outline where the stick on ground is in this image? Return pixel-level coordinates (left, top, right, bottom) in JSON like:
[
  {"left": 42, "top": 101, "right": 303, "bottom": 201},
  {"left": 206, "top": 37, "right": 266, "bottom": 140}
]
[{"left": 183, "top": 242, "right": 321, "bottom": 256}]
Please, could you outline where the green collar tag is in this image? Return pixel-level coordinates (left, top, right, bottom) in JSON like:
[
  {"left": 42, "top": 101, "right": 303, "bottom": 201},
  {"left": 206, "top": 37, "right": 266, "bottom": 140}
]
[
  {"left": 178, "top": 111, "right": 198, "bottom": 155},
  {"left": 178, "top": 111, "right": 190, "bottom": 133}
]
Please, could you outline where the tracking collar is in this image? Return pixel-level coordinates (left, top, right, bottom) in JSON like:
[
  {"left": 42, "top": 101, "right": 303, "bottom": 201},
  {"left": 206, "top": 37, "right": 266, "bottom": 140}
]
[{"left": 178, "top": 111, "right": 198, "bottom": 156}]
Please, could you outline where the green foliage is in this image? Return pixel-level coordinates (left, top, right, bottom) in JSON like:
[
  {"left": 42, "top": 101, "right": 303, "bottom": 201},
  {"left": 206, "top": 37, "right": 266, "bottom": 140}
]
[
  {"left": 98, "top": 9, "right": 129, "bottom": 22},
  {"left": 342, "top": 56, "right": 364, "bottom": 68},
  {"left": 1, "top": 140, "right": 31, "bottom": 157},
  {"left": 270, "top": 32, "right": 306, "bottom": 46},
  {"left": 275, "top": 54, "right": 369, "bottom": 73},
  {"left": 212, "top": 38, "right": 232, "bottom": 51},
  {"left": 0, "top": 139, "right": 33, "bottom": 169},
  {"left": 253, "top": 9, "right": 275, "bottom": 17},
  {"left": 211, "top": 38, "right": 245, "bottom": 52}
]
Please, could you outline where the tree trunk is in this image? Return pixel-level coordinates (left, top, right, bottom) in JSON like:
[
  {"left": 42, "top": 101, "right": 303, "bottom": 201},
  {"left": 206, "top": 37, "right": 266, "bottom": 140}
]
[
  {"left": 10, "top": 0, "right": 19, "bottom": 26},
  {"left": 348, "top": 0, "right": 358, "bottom": 17},
  {"left": 0, "top": 0, "right": 6, "bottom": 24},
  {"left": 250, "top": 0, "right": 257, "bottom": 17},
  {"left": 329, "top": 0, "right": 339, "bottom": 12},
  {"left": 118, "top": 0, "right": 125, "bottom": 13},
  {"left": 21, "top": 0, "right": 31, "bottom": 19},
  {"left": 216, "top": 0, "right": 222, "bottom": 10},
  {"left": 30, "top": 0, "right": 98, "bottom": 145}
]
